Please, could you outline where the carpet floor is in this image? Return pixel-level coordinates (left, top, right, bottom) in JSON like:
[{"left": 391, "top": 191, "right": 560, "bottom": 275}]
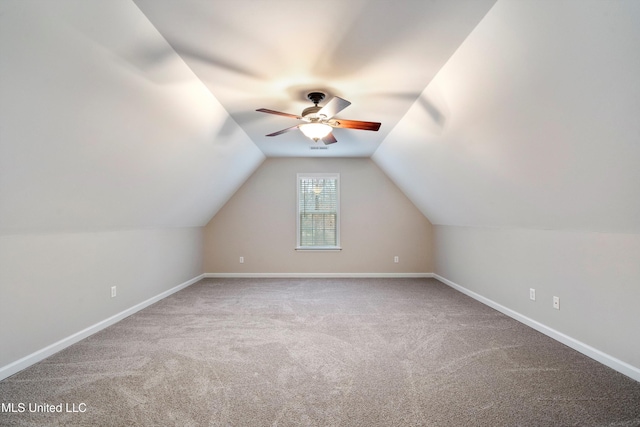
[{"left": 1, "top": 277, "right": 639, "bottom": 426}]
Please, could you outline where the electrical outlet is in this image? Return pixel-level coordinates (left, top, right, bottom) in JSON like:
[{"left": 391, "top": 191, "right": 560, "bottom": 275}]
[
  {"left": 529, "top": 288, "right": 536, "bottom": 301},
  {"left": 394, "top": 256, "right": 399, "bottom": 263},
  {"left": 239, "top": 256, "right": 244, "bottom": 264},
  {"left": 111, "top": 286, "right": 117, "bottom": 298},
  {"left": 553, "top": 296, "right": 560, "bottom": 310}
]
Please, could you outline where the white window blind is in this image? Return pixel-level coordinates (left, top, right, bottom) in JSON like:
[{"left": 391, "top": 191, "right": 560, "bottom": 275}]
[{"left": 296, "top": 173, "right": 340, "bottom": 250}]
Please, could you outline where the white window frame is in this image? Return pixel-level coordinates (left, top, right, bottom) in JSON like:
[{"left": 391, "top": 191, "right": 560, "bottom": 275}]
[{"left": 296, "top": 173, "right": 341, "bottom": 251}]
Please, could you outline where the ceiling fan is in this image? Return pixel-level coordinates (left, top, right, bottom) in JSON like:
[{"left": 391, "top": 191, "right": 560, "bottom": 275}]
[{"left": 256, "top": 92, "right": 381, "bottom": 145}]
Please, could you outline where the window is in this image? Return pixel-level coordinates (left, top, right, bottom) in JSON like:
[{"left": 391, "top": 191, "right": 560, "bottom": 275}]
[{"left": 296, "top": 173, "right": 340, "bottom": 250}]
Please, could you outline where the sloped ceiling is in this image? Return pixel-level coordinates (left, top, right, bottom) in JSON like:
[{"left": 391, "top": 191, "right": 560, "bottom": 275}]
[
  {"left": 374, "top": 0, "right": 640, "bottom": 233},
  {"left": 3, "top": 0, "right": 638, "bottom": 235},
  {"left": 133, "top": 0, "right": 497, "bottom": 157},
  {"left": 0, "top": 0, "right": 264, "bottom": 233},
  {"left": 1, "top": 0, "right": 498, "bottom": 233}
]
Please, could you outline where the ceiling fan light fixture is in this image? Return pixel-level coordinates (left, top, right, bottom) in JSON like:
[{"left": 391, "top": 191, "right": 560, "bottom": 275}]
[
  {"left": 257, "top": 95, "right": 381, "bottom": 145},
  {"left": 299, "top": 123, "right": 332, "bottom": 141}
]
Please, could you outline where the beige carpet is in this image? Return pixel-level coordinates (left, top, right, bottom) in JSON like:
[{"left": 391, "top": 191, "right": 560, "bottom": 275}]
[{"left": 1, "top": 278, "right": 639, "bottom": 426}]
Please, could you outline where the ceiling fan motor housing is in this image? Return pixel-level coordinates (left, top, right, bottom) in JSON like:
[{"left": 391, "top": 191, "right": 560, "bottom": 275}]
[
  {"left": 304, "top": 92, "right": 327, "bottom": 120},
  {"left": 307, "top": 91, "right": 326, "bottom": 105},
  {"left": 302, "top": 105, "right": 322, "bottom": 119}
]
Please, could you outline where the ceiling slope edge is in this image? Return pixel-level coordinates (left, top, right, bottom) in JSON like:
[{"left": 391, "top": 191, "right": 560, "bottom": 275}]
[
  {"left": 373, "top": 0, "right": 640, "bottom": 234},
  {"left": 0, "top": 0, "right": 265, "bottom": 233}
]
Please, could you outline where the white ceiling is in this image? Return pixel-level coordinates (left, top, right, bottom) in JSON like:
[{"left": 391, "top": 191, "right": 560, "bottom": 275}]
[
  {"left": 132, "top": 0, "right": 497, "bottom": 157},
  {"left": 0, "top": 0, "right": 264, "bottom": 232},
  {"left": 374, "top": 0, "right": 640, "bottom": 232},
  {"left": 2, "top": 0, "right": 639, "bottom": 235}
]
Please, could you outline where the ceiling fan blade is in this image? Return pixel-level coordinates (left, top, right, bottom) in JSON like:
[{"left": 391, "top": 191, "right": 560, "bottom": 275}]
[
  {"left": 322, "top": 132, "right": 338, "bottom": 145},
  {"left": 256, "top": 108, "right": 301, "bottom": 119},
  {"left": 317, "top": 96, "right": 351, "bottom": 119},
  {"left": 332, "top": 119, "right": 381, "bottom": 131},
  {"left": 265, "top": 125, "right": 299, "bottom": 137}
]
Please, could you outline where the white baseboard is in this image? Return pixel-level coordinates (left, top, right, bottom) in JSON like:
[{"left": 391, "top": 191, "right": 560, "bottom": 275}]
[
  {"left": 203, "top": 272, "right": 434, "bottom": 278},
  {"left": 6, "top": 272, "right": 636, "bottom": 384},
  {"left": 0, "top": 274, "right": 205, "bottom": 381},
  {"left": 433, "top": 274, "right": 640, "bottom": 383}
]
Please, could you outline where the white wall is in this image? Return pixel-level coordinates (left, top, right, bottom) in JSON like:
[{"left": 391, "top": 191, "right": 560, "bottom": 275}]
[
  {"left": 0, "top": 228, "right": 203, "bottom": 373},
  {"left": 374, "top": 0, "right": 640, "bottom": 379},
  {"left": 204, "top": 158, "right": 433, "bottom": 274},
  {"left": 434, "top": 225, "right": 640, "bottom": 378},
  {"left": 0, "top": 1, "right": 263, "bottom": 378}
]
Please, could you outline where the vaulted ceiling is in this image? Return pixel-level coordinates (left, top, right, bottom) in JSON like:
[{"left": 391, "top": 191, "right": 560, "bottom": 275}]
[
  {"left": 133, "top": 0, "right": 496, "bottom": 158},
  {"left": 2, "top": 0, "right": 639, "bottom": 234},
  {"left": 374, "top": 0, "right": 640, "bottom": 232}
]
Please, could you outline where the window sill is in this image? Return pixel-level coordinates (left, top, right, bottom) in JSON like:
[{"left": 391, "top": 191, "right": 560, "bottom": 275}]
[{"left": 295, "top": 247, "right": 342, "bottom": 252}]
